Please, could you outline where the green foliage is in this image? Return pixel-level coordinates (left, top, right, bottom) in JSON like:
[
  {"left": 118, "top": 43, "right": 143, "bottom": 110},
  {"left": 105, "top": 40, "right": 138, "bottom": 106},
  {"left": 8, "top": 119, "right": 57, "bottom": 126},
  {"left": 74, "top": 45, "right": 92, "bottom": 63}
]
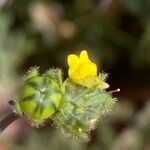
[
  {"left": 54, "top": 79, "right": 115, "bottom": 141},
  {"left": 11, "top": 67, "right": 116, "bottom": 141}
]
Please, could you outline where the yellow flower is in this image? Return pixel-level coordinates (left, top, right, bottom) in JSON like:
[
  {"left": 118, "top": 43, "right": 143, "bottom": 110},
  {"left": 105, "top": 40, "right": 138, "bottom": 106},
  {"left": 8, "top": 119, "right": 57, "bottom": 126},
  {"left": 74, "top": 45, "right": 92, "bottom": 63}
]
[
  {"left": 67, "top": 50, "right": 109, "bottom": 89},
  {"left": 68, "top": 50, "right": 97, "bottom": 80}
]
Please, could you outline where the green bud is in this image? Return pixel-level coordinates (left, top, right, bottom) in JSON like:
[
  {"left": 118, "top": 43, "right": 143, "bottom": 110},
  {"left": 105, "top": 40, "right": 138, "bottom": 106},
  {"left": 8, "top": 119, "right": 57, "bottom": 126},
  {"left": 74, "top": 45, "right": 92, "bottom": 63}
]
[{"left": 12, "top": 67, "right": 63, "bottom": 124}]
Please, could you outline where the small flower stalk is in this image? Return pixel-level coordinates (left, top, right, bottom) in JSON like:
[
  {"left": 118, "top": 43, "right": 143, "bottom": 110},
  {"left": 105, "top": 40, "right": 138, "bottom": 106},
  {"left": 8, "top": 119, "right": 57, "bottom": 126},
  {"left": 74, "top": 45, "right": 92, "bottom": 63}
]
[{"left": 11, "top": 50, "right": 117, "bottom": 141}]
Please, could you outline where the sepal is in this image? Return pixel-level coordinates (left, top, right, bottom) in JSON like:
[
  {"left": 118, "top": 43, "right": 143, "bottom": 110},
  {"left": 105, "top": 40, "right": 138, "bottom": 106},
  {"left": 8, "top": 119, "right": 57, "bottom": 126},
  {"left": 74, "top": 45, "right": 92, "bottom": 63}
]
[
  {"left": 53, "top": 79, "right": 115, "bottom": 141},
  {"left": 70, "top": 73, "right": 109, "bottom": 89}
]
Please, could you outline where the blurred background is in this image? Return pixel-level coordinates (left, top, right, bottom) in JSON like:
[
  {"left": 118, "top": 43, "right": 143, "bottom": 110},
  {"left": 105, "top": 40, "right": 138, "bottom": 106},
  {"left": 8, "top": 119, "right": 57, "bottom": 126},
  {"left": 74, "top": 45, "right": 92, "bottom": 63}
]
[{"left": 0, "top": 0, "right": 150, "bottom": 150}]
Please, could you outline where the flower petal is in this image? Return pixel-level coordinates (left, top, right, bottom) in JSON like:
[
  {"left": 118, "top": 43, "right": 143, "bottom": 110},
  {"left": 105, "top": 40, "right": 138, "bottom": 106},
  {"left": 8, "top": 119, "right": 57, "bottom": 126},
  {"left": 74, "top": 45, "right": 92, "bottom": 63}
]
[
  {"left": 67, "top": 54, "right": 79, "bottom": 68},
  {"left": 78, "top": 62, "right": 97, "bottom": 79},
  {"left": 70, "top": 62, "right": 97, "bottom": 80},
  {"left": 79, "top": 50, "right": 90, "bottom": 63}
]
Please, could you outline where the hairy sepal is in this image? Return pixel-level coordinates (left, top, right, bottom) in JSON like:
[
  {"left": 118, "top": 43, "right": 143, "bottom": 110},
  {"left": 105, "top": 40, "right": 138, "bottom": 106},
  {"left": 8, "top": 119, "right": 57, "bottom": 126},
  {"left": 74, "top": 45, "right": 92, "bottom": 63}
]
[{"left": 53, "top": 78, "right": 116, "bottom": 141}]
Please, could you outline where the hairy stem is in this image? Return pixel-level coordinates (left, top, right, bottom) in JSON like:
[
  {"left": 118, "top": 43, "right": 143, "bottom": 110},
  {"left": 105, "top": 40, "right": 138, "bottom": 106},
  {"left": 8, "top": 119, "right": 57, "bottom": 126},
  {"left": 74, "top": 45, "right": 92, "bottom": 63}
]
[{"left": 0, "top": 112, "right": 20, "bottom": 134}]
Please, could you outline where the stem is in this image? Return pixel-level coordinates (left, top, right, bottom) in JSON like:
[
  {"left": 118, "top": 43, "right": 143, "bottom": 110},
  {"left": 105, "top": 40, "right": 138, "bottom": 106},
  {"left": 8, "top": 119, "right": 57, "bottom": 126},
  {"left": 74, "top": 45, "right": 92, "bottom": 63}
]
[{"left": 0, "top": 112, "right": 20, "bottom": 134}]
